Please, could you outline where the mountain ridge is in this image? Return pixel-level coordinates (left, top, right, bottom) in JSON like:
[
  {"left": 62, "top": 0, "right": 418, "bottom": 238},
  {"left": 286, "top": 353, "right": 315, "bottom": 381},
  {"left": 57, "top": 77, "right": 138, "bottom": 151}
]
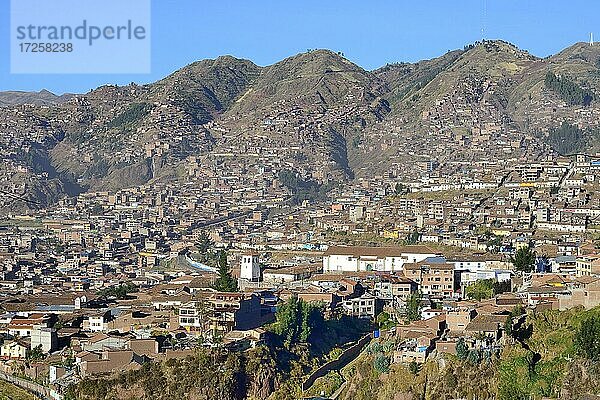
[
  {"left": 2, "top": 40, "right": 600, "bottom": 211},
  {"left": 0, "top": 89, "right": 73, "bottom": 106}
]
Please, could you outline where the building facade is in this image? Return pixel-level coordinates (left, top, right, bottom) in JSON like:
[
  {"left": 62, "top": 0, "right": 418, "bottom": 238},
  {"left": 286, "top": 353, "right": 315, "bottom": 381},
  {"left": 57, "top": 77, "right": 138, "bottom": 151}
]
[{"left": 323, "top": 245, "right": 439, "bottom": 273}]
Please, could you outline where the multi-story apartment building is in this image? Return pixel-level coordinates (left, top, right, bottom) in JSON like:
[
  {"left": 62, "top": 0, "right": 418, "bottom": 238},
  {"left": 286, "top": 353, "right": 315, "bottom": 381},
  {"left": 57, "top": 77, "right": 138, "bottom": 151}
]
[
  {"left": 374, "top": 274, "right": 419, "bottom": 304},
  {"left": 83, "top": 311, "right": 111, "bottom": 333},
  {"left": 404, "top": 260, "right": 455, "bottom": 298},
  {"left": 178, "top": 292, "right": 262, "bottom": 335},
  {"left": 341, "top": 293, "right": 377, "bottom": 318},
  {"left": 576, "top": 254, "right": 600, "bottom": 277}
]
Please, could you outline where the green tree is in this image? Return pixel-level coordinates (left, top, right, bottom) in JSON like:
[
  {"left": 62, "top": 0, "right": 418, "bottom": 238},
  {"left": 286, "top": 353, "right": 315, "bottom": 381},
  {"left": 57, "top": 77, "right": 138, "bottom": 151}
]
[
  {"left": 90, "top": 203, "right": 103, "bottom": 215},
  {"left": 574, "top": 315, "right": 600, "bottom": 361},
  {"left": 394, "top": 183, "right": 408, "bottom": 195},
  {"left": 504, "top": 315, "right": 513, "bottom": 338},
  {"left": 277, "top": 169, "right": 331, "bottom": 205},
  {"left": 510, "top": 247, "right": 536, "bottom": 273},
  {"left": 376, "top": 312, "right": 396, "bottom": 330},
  {"left": 544, "top": 72, "right": 594, "bottom": 107},
  {"left": 486, "top": 234, "right": 502, "bottom": 252},
  {"left": 456, "top": 337, "right": 468, "bottom": 360},
  {"left": 106, "top": 102, "right": 151, "bottom": 128},
  {"left": 26, "top": 344, "right": 45, "bottom": 361},
  {"left": 406, "top": 230, "right": 421, "bottom": 245},
  {"left": 300, "top": 300, "right": 319, "bottom": 342},
  {"left": 505, "top": 308, "right": 532, "bottom": 342},
  {"left": 277, "top": 296, "right": 300, "bottom": 347},
  {"left": 366, "top": 342, "right": 384, "bottom": 355},
  {"left": 63, "top": 354, "right": 75, "bottom": 368},
  {"left": 510, "top": 304, "right": 525, "bottom": 317},
  {"left": 272, "top": 296, "right": 324, "bottom": 348},
  {"left": 373, "top": 354, "right": 391, "bottom": 374},
  {"left": 195, "top": 231, "right": 218, "bottom": 265},
  {"left": 196, "top": 231, "right": 212, "bottom": 254},
  {"left": 466, "top": 349, "right": 481, "bottom": 365},
  {"left": 493, "top": 280, "right": 512, "bottom": 295},
  {"left": 546, "top": 121, "right": 591, "bottom": 155},
  {"left": 408, "top": 361, "right": 420, "bottom": 375},
  {"left": 405, "top": 291, "right": 422, "bottom": 322},
  {"left": 213, "top": 251, "right": 238, "bottom": 292},
  {"left": 465, "top": 279, "right": 510, "bottom": 300},
  {"left": 97, "top": 283, "right": 138, "bottom": 299},
  {"left": 465, "top": 279, "right": 495, "bottom": 301}
]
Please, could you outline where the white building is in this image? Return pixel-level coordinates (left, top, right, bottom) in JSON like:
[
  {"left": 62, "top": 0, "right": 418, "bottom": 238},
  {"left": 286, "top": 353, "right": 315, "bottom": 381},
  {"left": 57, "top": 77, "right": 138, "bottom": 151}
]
[
  {"left": 178, "top": 302, "right": 204, "bottom": 330},
  {"left": 240, "top": 253, "right": 261, "bottom": 282},
  {"left": 0, "top": 341, "right": 27, "bottom": 359},
  {"left": 322, "top": 245, "right": 439, "bottom": 273},
  {"left": 452, "top": 258, "right": 513, "bottom": 295},
  {"left": 341, "top": 294, "right": 377, "bottom": 318},
  {"left": 262, "top": 265, "right": 316, "bottom": 284},
  {"left": 458, "top": 269, "right": 512, "bottom": 291},
  {"left": 84, "top": 312, "right": 110, "bottom": 332},
  {"left": 551, "top": 255, "right": 577, "bottom": 275},
  {"left": 31, "top": 325, "right": 58, "bottom": 353}
]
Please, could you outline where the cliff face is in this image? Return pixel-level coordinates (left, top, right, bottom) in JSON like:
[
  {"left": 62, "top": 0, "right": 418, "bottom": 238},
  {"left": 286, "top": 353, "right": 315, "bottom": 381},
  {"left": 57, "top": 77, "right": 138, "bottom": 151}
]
[{"left": 69, "top": 347, "right": 278, "bottom": 400}]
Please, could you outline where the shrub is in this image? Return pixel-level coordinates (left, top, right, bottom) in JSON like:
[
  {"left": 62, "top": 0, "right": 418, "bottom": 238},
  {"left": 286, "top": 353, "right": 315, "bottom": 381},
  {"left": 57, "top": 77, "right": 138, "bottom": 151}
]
[{"left": 374, "top": 354, "right": 391, "bottom": 374}]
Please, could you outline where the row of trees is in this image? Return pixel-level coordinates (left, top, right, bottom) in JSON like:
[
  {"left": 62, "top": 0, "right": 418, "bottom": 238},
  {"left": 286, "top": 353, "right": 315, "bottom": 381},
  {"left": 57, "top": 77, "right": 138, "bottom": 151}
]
[{"left": 97, "top": 282, "right": 138, "bottom": 299}]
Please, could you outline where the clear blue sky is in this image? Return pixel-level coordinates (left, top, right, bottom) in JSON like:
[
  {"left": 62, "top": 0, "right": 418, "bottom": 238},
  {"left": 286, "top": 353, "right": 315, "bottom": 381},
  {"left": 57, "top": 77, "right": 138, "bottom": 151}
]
[{"left": 0, "top": 0, "right": 597, "bottom": 94}]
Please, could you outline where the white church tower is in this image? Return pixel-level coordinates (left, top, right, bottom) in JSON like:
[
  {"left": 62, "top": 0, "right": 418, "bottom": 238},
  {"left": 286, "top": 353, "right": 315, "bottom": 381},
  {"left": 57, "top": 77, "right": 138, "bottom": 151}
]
[{"left": 240, "top": 253, "right": 261, "bottom": 282}]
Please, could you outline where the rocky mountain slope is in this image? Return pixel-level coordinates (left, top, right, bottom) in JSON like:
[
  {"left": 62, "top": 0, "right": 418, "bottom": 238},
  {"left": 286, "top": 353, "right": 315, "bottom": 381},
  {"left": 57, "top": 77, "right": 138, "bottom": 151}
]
[
  {"left": 220, "top": 50, "right": 390, "bottom": 179},
  {"left": 2, "top": 40, "right": 600, "bottom": 211},
  {"left": 352, "top": 40, "right": 600, "bottom": 177}
]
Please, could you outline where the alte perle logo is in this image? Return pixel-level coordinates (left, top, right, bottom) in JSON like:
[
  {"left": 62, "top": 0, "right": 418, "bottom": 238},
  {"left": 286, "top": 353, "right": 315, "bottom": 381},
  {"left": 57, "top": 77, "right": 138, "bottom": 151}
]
[{"left": 10, "top": 0, "right": 151, "bottom": 74}]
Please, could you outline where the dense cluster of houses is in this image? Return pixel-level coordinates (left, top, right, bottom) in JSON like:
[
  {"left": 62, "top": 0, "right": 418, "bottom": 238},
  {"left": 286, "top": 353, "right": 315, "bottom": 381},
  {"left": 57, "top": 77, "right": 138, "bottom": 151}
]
[
  {"left": 1, "top": 86, "right": 600, "bottom": 398},
  {"left": 0, "top": 236, "right": 597, "bottom": 398}
]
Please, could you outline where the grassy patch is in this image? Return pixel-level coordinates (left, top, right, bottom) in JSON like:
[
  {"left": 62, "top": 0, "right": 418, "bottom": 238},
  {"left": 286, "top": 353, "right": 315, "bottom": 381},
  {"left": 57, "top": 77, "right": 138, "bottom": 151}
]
[{"left": 0, "top": 381, "right": 37, "bottom": 400}]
